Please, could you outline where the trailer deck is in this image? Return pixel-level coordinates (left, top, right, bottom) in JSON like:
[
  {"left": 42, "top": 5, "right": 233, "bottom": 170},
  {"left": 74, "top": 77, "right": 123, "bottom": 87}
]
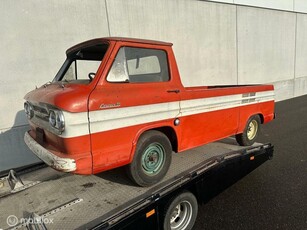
[{"left": 0, "top": 138, "right": 272, "bottom": 229}]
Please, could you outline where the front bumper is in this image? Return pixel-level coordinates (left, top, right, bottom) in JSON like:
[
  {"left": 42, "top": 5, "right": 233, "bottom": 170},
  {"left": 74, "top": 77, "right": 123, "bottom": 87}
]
[{"left": 24, "top": 131, "right": 76, "bottom": 172}]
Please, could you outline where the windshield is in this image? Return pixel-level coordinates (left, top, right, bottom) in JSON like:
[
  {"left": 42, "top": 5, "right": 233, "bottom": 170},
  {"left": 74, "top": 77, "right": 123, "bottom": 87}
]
[{"left": 53, "top": 43, "right": 108, "bottom": 84}]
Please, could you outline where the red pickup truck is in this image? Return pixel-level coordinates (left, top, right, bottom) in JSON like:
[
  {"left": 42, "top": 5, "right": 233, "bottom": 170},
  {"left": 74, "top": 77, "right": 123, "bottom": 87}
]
[{"left": 24, "top": 37, "right": 275, "bottom": 186}]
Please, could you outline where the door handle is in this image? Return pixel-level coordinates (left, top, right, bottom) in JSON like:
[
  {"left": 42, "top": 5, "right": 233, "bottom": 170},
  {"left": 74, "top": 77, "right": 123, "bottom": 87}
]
[{"left": 167, "top": 89, "right": 180, "bottom": 93}]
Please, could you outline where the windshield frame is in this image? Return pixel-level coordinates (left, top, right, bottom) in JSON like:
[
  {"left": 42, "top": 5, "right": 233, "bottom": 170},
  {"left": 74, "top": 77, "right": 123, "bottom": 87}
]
[{"left": 52, "top": 42, "right": 109, "bottom": 84}]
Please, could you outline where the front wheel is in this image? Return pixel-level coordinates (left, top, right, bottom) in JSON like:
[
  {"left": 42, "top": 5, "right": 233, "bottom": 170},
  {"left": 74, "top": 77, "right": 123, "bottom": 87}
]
[
  {"left": 163, "top": 192, "right": 198, "bottom": 230},
  {"left": 126, "top": 130, "right": 172, "bottom": 187},
  {"left": 236, "top": 115, "right": 261, "bottom": 146}
]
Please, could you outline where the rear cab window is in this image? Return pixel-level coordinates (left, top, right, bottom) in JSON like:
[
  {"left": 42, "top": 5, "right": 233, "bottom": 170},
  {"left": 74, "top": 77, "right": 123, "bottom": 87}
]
[{"left": 107, "top": 47, "right": 169, "bottom": 83}]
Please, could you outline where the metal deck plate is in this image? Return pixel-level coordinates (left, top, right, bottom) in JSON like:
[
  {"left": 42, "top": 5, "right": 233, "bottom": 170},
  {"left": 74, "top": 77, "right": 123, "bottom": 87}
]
[{"left": 0, "top": 138, "right": 258, "bottom": 229}]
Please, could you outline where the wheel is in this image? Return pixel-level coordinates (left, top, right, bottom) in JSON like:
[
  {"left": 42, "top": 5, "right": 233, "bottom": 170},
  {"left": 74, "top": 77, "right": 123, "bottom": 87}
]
[
  {"left": 236, "top": 115, "right": 261, "bottom": 146},
  {"left": 126, "top": 130, "right": 172, "bottom": 187},
  {"left": 163, "top": 192, "right": 198, "bottom": 230}
]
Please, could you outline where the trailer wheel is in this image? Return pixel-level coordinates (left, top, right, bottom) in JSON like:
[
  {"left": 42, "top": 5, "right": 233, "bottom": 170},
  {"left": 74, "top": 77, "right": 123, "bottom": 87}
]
[
  {"left": 163, "top": 192, "right": 198, "bottom": 230},
  {"left": 127, "top": 130, "right": 172, "bottom": 187},
  {"left": 236, "top": 115, "right": 261, "bottom": 146}
]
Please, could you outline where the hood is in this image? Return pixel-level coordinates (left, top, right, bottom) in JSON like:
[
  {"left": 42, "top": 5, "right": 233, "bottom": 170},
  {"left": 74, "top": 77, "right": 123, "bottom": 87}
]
[{"left": 24, "top": 82, "right": 92, "bottom": 112}]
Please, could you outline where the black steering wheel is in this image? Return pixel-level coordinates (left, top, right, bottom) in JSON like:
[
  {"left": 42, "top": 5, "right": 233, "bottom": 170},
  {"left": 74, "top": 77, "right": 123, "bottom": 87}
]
[{"left": 88, "top": 72, "right": 96, "bottom": 81}]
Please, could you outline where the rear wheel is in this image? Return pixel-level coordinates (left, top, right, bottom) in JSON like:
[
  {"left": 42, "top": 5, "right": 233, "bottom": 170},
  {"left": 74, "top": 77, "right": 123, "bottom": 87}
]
[
  {"left": 126, "top": 130, "right": 172, "bottom": 187},
  {"left": 163, "top": 192, "right": 198, "bottom": 230},
  {"left": 236, "top": 115, "right": 261, "bottom": 146}
]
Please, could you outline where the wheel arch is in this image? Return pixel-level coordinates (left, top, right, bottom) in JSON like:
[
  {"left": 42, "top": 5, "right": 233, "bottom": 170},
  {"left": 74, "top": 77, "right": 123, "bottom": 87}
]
[
  {"left": 161, "top": 189, "right": 199, "bottom": 230},
  {"left": 130, "top": 125, "right": 178, "bottom": 161},
  {"left": 153, "top": 126, "right": 178, "bottom": 153},
  {"left": 237, "top": 112, "right": 264, "bottom": 134},
  {"left": 257, "top": 113, "right": 264, "bottom": 124}
]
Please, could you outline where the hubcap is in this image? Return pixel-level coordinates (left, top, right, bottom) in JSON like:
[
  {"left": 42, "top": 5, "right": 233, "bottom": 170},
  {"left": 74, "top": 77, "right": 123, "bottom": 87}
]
[
  {"left": 247, "top": 120, "right": 258, "bottom": 140},
  {"left": 142, "top": 143, "right": 165, "bottom": 175},
  {"left": 170, "top": 201, "right": 193, "bottom": 230}
]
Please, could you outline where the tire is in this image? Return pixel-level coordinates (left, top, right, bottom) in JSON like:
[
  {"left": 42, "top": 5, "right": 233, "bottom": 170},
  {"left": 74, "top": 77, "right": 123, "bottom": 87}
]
[
  {"left": 163, "top": 192, "right": 198, "bottom": 230},
  {"left": 236, "top": 115, "right": 261, "bottom": 146},
  {"left": 126, "top": 130, "right": 172, "bottom": 187}
]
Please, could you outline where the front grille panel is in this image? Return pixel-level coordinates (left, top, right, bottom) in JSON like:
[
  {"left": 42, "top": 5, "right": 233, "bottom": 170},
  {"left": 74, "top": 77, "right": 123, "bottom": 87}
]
[{"left": 32, "top": 104, "right": 49, "bottom": 121}]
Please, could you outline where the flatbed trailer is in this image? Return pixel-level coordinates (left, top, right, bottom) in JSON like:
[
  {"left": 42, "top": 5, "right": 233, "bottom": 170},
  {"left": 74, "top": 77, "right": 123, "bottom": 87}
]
[{"left": 0, "top": 139, "right": 273, "bottom": 230}]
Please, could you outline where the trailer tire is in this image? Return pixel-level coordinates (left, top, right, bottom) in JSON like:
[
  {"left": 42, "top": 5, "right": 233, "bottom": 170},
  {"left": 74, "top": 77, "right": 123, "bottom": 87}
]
[
  {"left": 236, "top": 115, "right": 261, "bottom": 146},
  {"left": 127, "top": 130, "right": 172, "bottom": 187},
  {"left": 163, "top": 191, "right": 198, "bottom": 230}
]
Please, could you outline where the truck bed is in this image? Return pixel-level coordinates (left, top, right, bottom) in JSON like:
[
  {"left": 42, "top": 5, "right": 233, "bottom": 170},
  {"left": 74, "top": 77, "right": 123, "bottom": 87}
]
[{"left": 0, "top": 138, "right": 271, "bottom": 229}]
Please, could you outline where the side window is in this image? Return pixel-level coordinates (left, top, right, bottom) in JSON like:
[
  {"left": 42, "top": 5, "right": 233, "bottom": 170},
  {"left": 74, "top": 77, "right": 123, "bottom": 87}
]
[
  {"left": 107, "top": 47, "right": 169, "bottom": 83},
  {"left": 127, "top": 56, "right": 160, "bottom": 75}
]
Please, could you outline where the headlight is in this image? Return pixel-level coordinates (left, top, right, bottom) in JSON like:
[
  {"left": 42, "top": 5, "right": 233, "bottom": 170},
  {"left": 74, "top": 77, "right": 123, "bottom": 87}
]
[
  {"left": 49, "top": 109, "right": 65, "bottom": 132},
  {"left": 24, "top": 102, "right": 34, "bottom": 119},
  {"left": 49, "top": 110, "right": 56, "bottom": 127}
]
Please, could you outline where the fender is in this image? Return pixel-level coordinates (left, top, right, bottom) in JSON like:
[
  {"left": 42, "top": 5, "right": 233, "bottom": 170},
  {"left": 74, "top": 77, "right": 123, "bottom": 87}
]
[{"left": 129, "top": 121, "right": 179, "bottom": 163}]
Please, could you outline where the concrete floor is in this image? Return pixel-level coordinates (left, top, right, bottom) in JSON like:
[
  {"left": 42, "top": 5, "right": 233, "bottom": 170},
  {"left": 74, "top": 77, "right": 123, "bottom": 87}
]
[{"left": 193, "top": 95, "right": 307, "bottom": 230}]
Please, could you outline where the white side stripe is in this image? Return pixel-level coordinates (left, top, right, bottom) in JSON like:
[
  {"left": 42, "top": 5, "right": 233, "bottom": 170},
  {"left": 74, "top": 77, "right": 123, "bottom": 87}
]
[
  {"left": 61, "top": 111, "right": 89, "bottom": 138},
  {"left": 90, "top": 101, "right": 180, "bottom": 134},
  {"left": 58, "top": 90, "right": 274, "bottom": 138},
  {"left": 180, "top": 94, "right": 243, "bottom": 117},
  {"left": 180, "top": 91, "right": 274, "bottom": 117}
]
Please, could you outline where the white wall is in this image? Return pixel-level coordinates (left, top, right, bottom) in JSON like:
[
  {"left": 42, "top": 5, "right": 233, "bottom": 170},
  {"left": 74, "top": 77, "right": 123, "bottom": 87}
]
[
  {"left": 209, "top": 0, "right": 307, "bottom": 13},
  {"left": 0, "top": 0, "right": 110, "bottom": 171},
  {"left": 235, "top": 0, "right": 293, "bottom": 11},
  {"left": 107, "top": 0, "right": 237, "bottom": 86},
  {"left": 295, "top": 0, "right": 307, "bottom": 13},
  {"left": 1, "top": 0, "right": 307, "bottom": 171},
  {"left": 237, "top": 7, "right": 296, "bottom": 84}
]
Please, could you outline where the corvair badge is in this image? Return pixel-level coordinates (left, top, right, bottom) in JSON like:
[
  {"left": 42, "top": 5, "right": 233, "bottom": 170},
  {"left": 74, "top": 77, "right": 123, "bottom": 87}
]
[{"left": 100, "top": 102, "right": 121, "bottom": 109}]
